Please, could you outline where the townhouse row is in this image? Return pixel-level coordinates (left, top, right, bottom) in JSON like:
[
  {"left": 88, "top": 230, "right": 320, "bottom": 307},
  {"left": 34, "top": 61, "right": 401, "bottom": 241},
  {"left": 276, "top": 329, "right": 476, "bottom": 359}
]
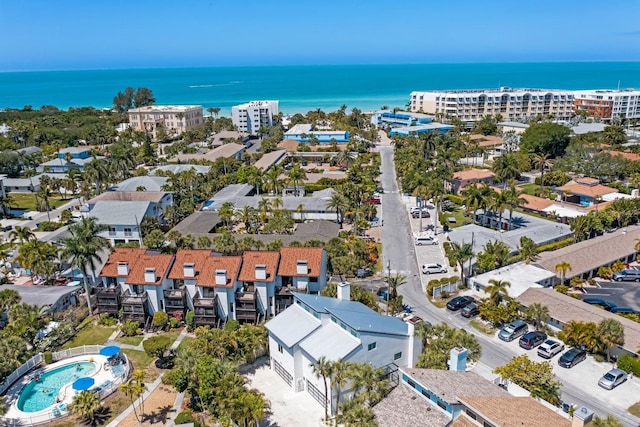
[{"left": 95, "top": 247, "right": 328, "bottom": 328}]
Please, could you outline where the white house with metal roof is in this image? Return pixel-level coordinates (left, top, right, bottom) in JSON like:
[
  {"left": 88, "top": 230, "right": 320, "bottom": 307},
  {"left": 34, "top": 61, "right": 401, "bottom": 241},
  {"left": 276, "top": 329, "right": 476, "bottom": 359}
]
[
  {"left": 266, "top": 284, "right": 420, "bottom": 414},
  {"left": 86, "top": 200, "right": 154, "bottom": 245}
]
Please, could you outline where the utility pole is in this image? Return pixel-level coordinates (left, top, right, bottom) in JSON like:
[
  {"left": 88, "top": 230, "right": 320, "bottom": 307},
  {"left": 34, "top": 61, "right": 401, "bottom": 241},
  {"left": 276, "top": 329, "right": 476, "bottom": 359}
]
[{"left": 386, "top": 259, "right": 391, "bottom": 316}]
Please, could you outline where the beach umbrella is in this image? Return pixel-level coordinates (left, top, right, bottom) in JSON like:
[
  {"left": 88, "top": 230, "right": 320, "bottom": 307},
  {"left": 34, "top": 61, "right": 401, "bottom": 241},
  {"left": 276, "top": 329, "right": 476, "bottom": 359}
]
[
  {"left": 72, "top": 377, "right": 95, "bottom": 391},
  {"left": 99, "top": 346, "right": 121, "bottom": 357}
]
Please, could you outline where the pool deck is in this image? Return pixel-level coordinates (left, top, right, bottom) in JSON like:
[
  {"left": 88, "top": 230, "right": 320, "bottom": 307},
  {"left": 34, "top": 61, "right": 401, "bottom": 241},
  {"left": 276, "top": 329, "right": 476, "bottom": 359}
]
[{"left": 3, "top": 354, "right": 122, "bottom": 425}]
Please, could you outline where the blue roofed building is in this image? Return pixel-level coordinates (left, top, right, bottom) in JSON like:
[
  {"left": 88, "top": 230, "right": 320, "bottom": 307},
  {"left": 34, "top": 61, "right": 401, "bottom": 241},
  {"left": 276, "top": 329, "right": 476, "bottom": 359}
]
[
  {"left": 265, "top": 283, "right": 420, "bottom": 415},
  {"left": 370, "top": 110, "right": 433, "bottom": 128},
  {"left": 284, "top": 124, "right": 350, "bottom": 143},
  {"left": 388, "top": 123, "right": 454, "bottom": 136}
]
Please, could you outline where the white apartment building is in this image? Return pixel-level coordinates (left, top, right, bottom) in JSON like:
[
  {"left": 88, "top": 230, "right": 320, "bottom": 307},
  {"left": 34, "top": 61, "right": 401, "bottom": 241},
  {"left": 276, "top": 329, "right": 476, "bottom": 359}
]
[
  {"left": 574, "top": 89, "right": 640, "bottom": 121},
  {"left": 128, "top": 105, "right": 204, "bottom": 139},
  {"left": 231, "top": 100, "right": 279, "bottom": 135},
  {"left": 410, "top": 87, "right": 575, "bottom": 122}
]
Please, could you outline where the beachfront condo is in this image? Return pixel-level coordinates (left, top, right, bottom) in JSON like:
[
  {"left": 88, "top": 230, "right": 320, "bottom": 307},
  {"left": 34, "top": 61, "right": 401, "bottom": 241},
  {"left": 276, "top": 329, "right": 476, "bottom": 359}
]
[
  {"left": 231, "top": 100, "right": 279, "bottom": 135},
  {"left": 409, "top": 87, "right": 575, "bottom": 122},
  {"left": 574, "top": 89, "right": 640, "bottom": 121},
  {"left": 128, "top": 105, "right": 204, "bottom": 139}
]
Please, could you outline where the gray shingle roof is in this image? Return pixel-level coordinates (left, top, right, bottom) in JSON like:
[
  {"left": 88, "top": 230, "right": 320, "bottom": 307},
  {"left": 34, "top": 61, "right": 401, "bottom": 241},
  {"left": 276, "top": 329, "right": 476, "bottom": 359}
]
[
  {"left": 373, "top": 383, "right": 451, "bottom": 427},
  {"left": 402, "top": 368, "right": 507, "bottom": 402},
  {"left": 88, "top": 201, "right": 151, "bottom": 225},
  {"left": 151, "top": 164, "right": 210, "bottom": 175},
  {"left": 110, "top": 176, "right": 169, "bottom": 192},
  {"left": 265, "top": 305, "right": 321, "bottom": 348},
  {"left": 254, "top": 150, "right": 286, "bottom": 171},
  {"left": 2, "top": 284, "right": 80, "bottom": 308}
]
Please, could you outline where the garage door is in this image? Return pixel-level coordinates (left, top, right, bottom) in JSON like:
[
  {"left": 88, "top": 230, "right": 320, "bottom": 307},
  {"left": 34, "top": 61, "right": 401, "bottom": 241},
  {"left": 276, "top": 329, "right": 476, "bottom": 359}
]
[{"left": 273, "top": 359, "right": 292, "bottom": 386}]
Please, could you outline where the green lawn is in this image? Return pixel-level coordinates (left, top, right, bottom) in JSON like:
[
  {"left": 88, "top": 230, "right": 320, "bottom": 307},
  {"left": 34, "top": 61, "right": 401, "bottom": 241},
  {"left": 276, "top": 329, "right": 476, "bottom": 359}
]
[
  {"left": 429, "top": 299, "right": 448, "bottom": 309},
  {"left": 177, "top": 336, "right": 195, "bottom": 352},
  {"left": 519, "top": 183, "right": 539, "bottom": 196},
  {"left": 115, "top": 335, "right": 144, "bottom": 346},
  {"left": 629, "top": 402, "right": 640, "bottom": 418},
  {"left": 122, "top": 349, "right": 155, "bottom": 371},
  {"left": 8, "top": 193, "right": 69, "bottom": 211},
  {"left": 61, "top": 326, "right": 114, "bottom": 349},
  {"left": 469, "top": 319, "right": 496, "bottom": 335},
  {"left": 162, "top": 329, "right": 183, "bottom": 345},
  {"left": 438, "top": 208, "right": 471, "bottom": 229}
]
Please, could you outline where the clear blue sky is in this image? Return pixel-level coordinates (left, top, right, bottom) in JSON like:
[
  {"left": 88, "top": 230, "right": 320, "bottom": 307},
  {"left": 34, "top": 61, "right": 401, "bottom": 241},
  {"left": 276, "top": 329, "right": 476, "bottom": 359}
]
[{"left": 3, "top": 0, "right": 640, "bottom": 71}]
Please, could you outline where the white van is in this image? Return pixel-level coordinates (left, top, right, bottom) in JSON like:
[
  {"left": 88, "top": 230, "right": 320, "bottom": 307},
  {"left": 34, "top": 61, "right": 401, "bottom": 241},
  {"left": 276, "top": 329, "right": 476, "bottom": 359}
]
[
  {"left": 421, "top": 263, "right": 447, "bottom": 274},
  {"left": 414, "top": 235, "right": 438, "bottom": 245}
]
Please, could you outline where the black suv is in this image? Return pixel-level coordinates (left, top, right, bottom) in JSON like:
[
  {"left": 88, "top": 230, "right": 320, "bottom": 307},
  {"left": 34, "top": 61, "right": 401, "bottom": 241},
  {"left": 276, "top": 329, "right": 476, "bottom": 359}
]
[
  {"left": 461, "top": 303, "right": 480, "bottom": 318},
  {"left": 558, "top": 348, "right": 587, "bottom": 368},
  {"left": 446, "top": 296, "right": 474, "bottom": 311},
  {"left": 519, "top": 331, "right": 547, "bottom": 350}
]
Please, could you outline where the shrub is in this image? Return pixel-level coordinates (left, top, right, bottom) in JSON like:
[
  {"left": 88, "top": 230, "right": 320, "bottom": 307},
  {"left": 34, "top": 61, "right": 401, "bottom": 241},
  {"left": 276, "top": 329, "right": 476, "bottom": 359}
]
[
  {"left": 174, "top": 411, "right": 201, "bottom": 427},
  {"left": 186, "top": 311, "right": 195, "bottom": 331},
  {"left": 98, "top": 314, "right": 117, "bottom": 327},
  {"left": 593, "top": 353, "right": 606, "bottom": 363},
  {"left": 153, "top": 311, "right": 169, "bottom": 330},
  {"left": 555, "top": 285, "right": 569, "bottom": 294},
  {"left": 169, "top": 317, "right": 180, "bottom": 329},
  {"left": 537, "top": 238, "right": 574, "bottom": 253},
  {"left": 617, "top": 355, "right": 640, "bottom": 375},
  {"left": 143, "top": 335, "right": 172, "bottom": 359},
  {"left": 36, "top": 221, "right": 63, "bottom": 232},
  {"left": 611, "top": 261, "right": 626, "bottom": 273},
  {"left": 597, "top": 267, "right": 613, "bottom": 280},
  {"left": 120, "top": 320, "right": 141, "bottom": 337},
  {"left": 44, "top": 351, "right": 53, "bottom": 364}
]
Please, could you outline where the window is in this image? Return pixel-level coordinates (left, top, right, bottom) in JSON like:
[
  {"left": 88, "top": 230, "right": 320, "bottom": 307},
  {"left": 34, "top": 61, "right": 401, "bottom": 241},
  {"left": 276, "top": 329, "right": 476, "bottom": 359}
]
[
  {"left": 437, "top": 401, "right": 447, "bottom": 410},
  {"left": 466, "top": 409, "right": 477, "bottom": 420},
  {"left": 407, "top": 379, "right": 416, "bottom": 388},
  {"left": 108, "top": 227, "right": 116, "bottom": 236},
  {"left": 367, "top": 342, "right": 377, "bottom": 351},
  {"left": 394, "top": 352, "right": 402, "bottom": 360},
  {"left": 278, "top": 344, "right": 283, "bottom": 353},
  {"left": 483, "top": 422, "right": 496, "bottom": 427},
  {"left": 124, "top": 227, "right": 132, "bottom": 237},
  {"left": 229, "top": 303, "right": 234, "bottom": 313},
  {"left": 421, "top": 389, "right": 430, "bottom": 399}
]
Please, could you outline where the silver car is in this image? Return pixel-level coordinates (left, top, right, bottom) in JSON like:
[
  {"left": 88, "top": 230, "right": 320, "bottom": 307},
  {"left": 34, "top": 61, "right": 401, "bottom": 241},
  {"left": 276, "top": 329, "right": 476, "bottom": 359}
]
[
  {"left": 598, "top": 368, "right": 628, "bottom": 390},
  {"left": 537, "top": 339, "right": 565, "bottom": 359}
]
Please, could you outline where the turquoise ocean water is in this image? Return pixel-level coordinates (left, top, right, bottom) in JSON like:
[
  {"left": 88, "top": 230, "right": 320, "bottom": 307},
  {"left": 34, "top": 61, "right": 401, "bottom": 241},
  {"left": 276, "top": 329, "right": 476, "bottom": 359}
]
[{"left": 1, "top": 63, "right": 640, "bottom": 115}]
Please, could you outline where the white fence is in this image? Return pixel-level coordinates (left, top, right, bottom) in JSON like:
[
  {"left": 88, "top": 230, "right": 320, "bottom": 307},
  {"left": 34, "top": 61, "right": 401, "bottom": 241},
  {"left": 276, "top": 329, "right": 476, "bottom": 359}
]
[
  {"left": 0, "top": 354, "right": 44, "bottom": 396},
  {"left": 0, "top": 345, "right": 131, "bottom": 427},
  {"left": 431, "top": 280, "right": 459, "bottom": 299}
]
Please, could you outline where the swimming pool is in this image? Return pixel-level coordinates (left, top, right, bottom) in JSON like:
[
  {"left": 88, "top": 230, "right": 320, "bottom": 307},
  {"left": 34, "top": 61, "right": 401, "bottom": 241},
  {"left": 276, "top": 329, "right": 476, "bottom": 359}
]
[{"left": 17, "top": 362, "right": 96, "bottom": 413}]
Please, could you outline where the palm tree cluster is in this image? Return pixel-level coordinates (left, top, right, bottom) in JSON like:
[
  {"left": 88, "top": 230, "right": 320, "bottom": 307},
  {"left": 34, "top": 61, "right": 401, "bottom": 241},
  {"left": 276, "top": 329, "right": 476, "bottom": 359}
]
[
  {"left": 311, "top": 356, "right": 390, "bottom": 424},
  {"left": 166, "top": 323, "right": 269, "bottom": 426},
  {"left": 70, "top": 390, "right": 105, "bottom": 427},
  {"left": 477, "top": 279, "right": 522, "bottom": 327},
  {"left": 569, "top": 198, "right": 640, "bottom": 242},
  {"left": 12, "top": 228, "right": 59, "bottom": 284},
  {"left": 557, "top": 318, "right": 625, "bottom": 362},
  {"left": 119, "top": 369, "right": 147, "bottom": 423},
  {"left": 461, "top": 182, "right": 526, "bottom": 231},
  {"left": 414, "top": 322, "right": 481, "bottom": 370}
]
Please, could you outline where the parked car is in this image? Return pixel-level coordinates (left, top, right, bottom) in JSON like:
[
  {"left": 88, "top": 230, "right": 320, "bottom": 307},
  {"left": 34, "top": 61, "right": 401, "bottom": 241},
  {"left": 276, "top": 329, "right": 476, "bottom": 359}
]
[
  {"left": 446, "top": 296, "right": 475, "bottom": 311},
  {"left": 582, "top": 298, "right": 616, "bottom": 311},
  {"left": 598, "top": 368, "right": 628, "bottom": 390},
  {"left": 558, "top": 348, "right": 587, "bottom": 368},
  {"left": 610, "top": 307, "right": 640, "bottom": 315},
  {"left": 411, "top": 210, "right": 431, "bottom": 219},
  {"left": 367, "top": 193, "right": 381, "bottom": 204},
  {"left": 612, "top": 269, "right": 640, "bottom": 282},
  {"left": 537, "top": 339, "right": 565, "bottom": 359},
  {"left": 498, "top": 319, "right": 528, "bottom": 342},
  {"left": 519, "top": 331, "right": 547, "bottom": 350},
  {"left": 421, "top": 263, "right": 447, "bottom": 274},
  {"left": 461, "top": 303, "right": 480, "bottom": 318},
  {"left": 414, "top": 235, "right": 439, "bottom": 245}
]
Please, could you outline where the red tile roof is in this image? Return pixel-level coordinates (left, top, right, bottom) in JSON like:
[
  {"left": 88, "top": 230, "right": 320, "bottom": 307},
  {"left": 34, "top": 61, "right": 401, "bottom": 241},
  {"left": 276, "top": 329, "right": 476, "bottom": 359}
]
[
  {"left": 168, "top": 250, "right": 214, "bottom": 280},
  {"left": 200, "top": 256, "right": 243, "bottom": 287},
  {"left": 452, "top": 169, "right": 495, "bottom": 181},
  {"left": 100, "top": 248, "right": 147, "bottom": 277},
  {"left": 126, "top": 254, "right": 174, "bottom": 285},
  {"left": 277, "top": 247, "right": 324, "bottom": 277},
  {"left": 238, "top": 251, "right": 280, "bottom": 282}
]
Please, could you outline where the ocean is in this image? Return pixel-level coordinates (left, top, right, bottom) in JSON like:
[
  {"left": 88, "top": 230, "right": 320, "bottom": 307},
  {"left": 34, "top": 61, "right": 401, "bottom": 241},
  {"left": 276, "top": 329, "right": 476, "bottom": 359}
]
[{"left": 1, "top": 62, "right": 640, "bottom": 115}]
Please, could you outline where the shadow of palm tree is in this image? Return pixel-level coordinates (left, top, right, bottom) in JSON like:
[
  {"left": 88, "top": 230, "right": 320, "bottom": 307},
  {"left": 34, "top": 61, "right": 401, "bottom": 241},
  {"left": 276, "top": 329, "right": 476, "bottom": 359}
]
[
  {"left": 141, "top": 404, "right": 175, "bottom": 424},
  {"left": 80, "top": 406, "right": 111, "bottom": 427}
]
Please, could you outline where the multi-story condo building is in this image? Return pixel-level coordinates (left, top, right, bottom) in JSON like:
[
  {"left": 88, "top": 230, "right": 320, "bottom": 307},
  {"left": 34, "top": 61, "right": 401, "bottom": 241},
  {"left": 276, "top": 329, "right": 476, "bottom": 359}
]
[
  {"left": 231, "top": 100, "right": 279, "bottom": 135},
  {"left": 370, "top": 110, "right": 433, "bottom": 128},
  {"left": 96, "top": 247, "right": 328, "bottom": 327},
  {"left": 410, "top": 87, "right": 575, "bottom": 122},
  {"left": 128, "top": 105, "right": 204, "bottom": 139},
  {"left": 574, "top": 89, "right": 640, "bottom": 121}
]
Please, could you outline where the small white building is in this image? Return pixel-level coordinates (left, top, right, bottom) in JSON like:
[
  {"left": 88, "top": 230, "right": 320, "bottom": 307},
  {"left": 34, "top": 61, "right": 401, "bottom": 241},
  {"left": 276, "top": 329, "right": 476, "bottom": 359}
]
[
  {"left": 231, "top": 101, "right": 279, "bottom": 135},
  {"left": 266, "top": 283, "right": 420, "bottom": 414},
  {"left": 468, "top": 262, "right": 556, "bottom": 299},
  {"left": 87, "top": 201, "right": 154, "bottom": 246}
]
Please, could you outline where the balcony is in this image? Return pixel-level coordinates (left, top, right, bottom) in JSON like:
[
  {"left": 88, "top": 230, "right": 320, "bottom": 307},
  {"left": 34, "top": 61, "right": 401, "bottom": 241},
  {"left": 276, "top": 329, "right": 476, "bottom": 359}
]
[
  {"left": 275, "top": 286, "right": 294, "bottom": 315},
  {"left": 163, "top": 287, "right": 187, "bottom": 314},
  {"left": 121, "top": 290, "right": 150, "bottom": 323},
  {"left": 193, "top": 292, "right": 219, "bottom": 327},
  {"left": 95, "top": 287, "right": 121, "bottom": 315},
  {"left": 235, "top": 289, "right": 260, "bottom": 323}
]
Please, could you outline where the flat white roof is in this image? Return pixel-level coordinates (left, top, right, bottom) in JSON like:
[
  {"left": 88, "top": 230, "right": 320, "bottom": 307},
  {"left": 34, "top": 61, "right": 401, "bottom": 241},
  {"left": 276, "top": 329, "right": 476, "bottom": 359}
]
[
  {"left": 470, "top": 262, "right": 555, "bottom": 298},
  {"left": 129, "top": 105, "right": 202, "bottom": 112}
]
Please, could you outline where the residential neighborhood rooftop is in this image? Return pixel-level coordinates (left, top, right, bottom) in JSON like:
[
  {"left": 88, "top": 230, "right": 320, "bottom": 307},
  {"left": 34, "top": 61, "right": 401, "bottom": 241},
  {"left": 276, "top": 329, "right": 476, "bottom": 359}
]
[
  {"left": 470, "top": 262, "right": 556, "bottom": 298},
  {"left": 373, "top": 383, "right": 451, "bottom": 427},
  {"left": 173, "top": 142, "right": 244, "bottom": 163},
  {"left": 277, "top": 247, "right": 324, "bottom": 277},
  {"left": 88, "top": 191, "right": 169, "bottom": 204},
  {"left": 265, "top": 304, "right": 321, "bottom": 348},
  {"left": 299, "top": 321, "right": 360, "bottom": 360},
  {"left": 457, "top": 395, "right": 571, "bottom": 427},
  {"left": 452, "top": 168, "right": 495, "bottom": 181},
  {"left": 402, "top": 368, "right": 508, "bottom": 401},
  {"left": 200, "top": 256, "right": 243, "bottom": 287},
  {"left": 109, "top": 176, "right": 168, "bottom": 192},
  {"left": 151, "top": 164, "right": 211, "bottom": 175},
  {"left": 1, "top": 284, "right": 81, "bottom": 308},
  {"left": 237, "top": 251, "right": 280, "bottom": 282},
  {"left": 88, "top": 200, "right": 151, "bottom": 226},
  {"left": 253, "top": 150, "right": 287, "bottom": 170}
]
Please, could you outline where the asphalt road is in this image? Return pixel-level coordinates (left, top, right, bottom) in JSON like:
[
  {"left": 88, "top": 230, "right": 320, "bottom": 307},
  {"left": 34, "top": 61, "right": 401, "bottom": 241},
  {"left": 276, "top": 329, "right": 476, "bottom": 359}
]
[{"left": 377, "top": 144, "right": 640, "bottom": 426}]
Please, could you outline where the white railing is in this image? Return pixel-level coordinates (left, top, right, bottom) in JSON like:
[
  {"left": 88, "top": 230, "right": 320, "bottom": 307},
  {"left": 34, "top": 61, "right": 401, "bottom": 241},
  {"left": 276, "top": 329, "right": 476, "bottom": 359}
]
[
  {"left": 0, "top": 354, "right": 43, "bottom": 395},
  {"left": 0, "top": 346, "right": 131, "bottom": 427}
]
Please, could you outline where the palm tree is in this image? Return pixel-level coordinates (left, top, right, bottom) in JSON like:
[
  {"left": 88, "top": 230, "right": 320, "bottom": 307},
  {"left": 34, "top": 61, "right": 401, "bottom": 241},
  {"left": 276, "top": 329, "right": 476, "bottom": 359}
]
[
  {"left": 0, "top": 289, "right": 21, "bottom": 312},
  {"left": 218, "top": 202, "right": 235, "bottom": 230},
  {"left": 555, "top": 261, "right": 572, "bottom": 285},
  {"left": 326, "top": 192, "right": 349, "bottom": 228},
  {"left": 384, "top": 274, "right": 407, "bottom": 314},
  {"left": 120, "top": 378, "right": 144, "bottom": 423},
  {"left": 331, "top": 359, "right": 351, "bottom": 423},
  {"left": 83, "top": 158, "right": 108, "bottom": 195},
  {"left": 9, "top": 225, "right": 35, "bottom": 245},
  {"left": 492, "top": 154, "right": 521, "bottom": 189},
  {"left": 532, "top": 153, "right": 553, "bottom": 189},
  {"left": 348, "top": 363, "right": 389, "bottom": 408},
  {"left": 414, "top": 321, "right": 433, "bottom": 349},
  {"left": 336, "top": 399, "right": 375, "bottom": 427},
  {"left": 212, "top": 107, "right": 221, "bottom": 119},
  {"left": 488, "top": 190, "right": 509, "bottom": 231},
  {"left": 485, "top": 279, "right": 511, "bottom": 305},
  {"left": 517, "top": 236, "right": 539, "bottom": 264},
  {"left": 59, "top": 217, "right": 111, "bottom": 315},
  {"left": 503, "top": 182, "right": 527, "bottom": 230},
  {"left": 287, "top": 163, "right": 307, "bottom": 197},
  {"left": 70, "top": 390, "right": 101, "bottom": 426},
  {"left": 448, "top": 241, "right": 474, "bottom": 285},
  {"left": 524, "top": 303, "right": 549, "bottom": 330},
  {"left": 311, "top": 356, "right": 334, "bottom": 422},
  {"left": 592, "top": 414, "right": 625, "bottom": 427},
  {"left": 265, "top": 166, "right": 283, "bottom": 195},
  {"left": 461, "top": 184, "right": 484, "bottom": 224},
  {"left": 197, "top": 235, "right": 212, "bottom": 249},
  {"left": 597, "top": 318, "right": 625, "bottom": 363}
]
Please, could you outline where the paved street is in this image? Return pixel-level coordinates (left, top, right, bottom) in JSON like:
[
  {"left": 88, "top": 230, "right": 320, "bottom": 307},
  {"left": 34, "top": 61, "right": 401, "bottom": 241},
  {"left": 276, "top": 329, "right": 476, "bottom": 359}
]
[{"left": 378, "top": 144, "right": 640, "bottom": 426}]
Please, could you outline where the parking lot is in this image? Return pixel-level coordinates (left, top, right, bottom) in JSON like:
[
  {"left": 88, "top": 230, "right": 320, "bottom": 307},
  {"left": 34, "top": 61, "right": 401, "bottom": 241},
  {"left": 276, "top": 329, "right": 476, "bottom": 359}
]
[
  {"left": 488, "top": 325, "right": 640, "bottom": 409},
  {"left": 583, "top": 278, "right": 640, "bottom": 312}
]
